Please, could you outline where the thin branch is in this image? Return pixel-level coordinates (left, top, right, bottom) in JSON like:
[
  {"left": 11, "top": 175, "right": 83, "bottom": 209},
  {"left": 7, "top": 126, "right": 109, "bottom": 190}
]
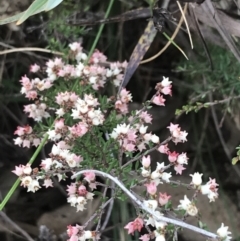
[
  {"left": 0, "top": 211, "right": 34, "bottom": 241},
  {"left": 100, "top": 181, "right": 115, "bottom": 230},
  {"left": 121, "top": 136, "right": 172, "bottom": 169},
  {"left": 72, "top": 170, "right": 218, "bottom": 239}
]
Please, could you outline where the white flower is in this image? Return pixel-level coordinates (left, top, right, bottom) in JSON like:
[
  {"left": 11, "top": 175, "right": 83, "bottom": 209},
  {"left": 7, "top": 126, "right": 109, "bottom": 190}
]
[
  {"left": 69, "top": 42, "right": 81, "bottom": 51},
  {"left": 47, "top": 130, "right": 61, "bottom": 141},
  {"left": 151, "top": 171, "right": 161, "bottom": 179},
  {"left": 145, "top": 216, "right": 155, "bottom": 226},
  {"left": 23, "top": 164, "right": 32, "bottom": 175},
  {"left": 51, "top": 144, "right": 60, "bottom": 155},
  {"left": 78, "top": 105, "right": 88, "bottom": 115},
  {"left": 110, "top": 124, "right": 132, "bottom": 139},
  {"left": 80, "top": 53, "right": 87, "bottom": 60},
  {"left": 156, "top": 162, "right": 165, "bottom": 171},
  {"left": 178, "top": 195, "right": 191, "bottom": 210},
  {"left": 161, "top": 77, "right": 172, "bottom": 87},
  {"left": 110, "top": 131, "right": 118, "bottom": 139},
  {"left": 145, "top": 211, "right": 165, "bottom": 228},
  {"left": 41, "top": 158, "right": 53, "bottom": 171},
  {"left": 190, "top": 172, "right": 203, "bottom": 186},
  {"left": 66, "top": 159, "right": 77, "bottom": 168},
  {"left": 177, "top": 153, "right": 188, "bottom": 165},
  {"left": 89, "top": 76, "right": 97, "bottom": 84},
  {"left": 84, "top": 231, "right": 93, "bottom": 239},
  {"left": 14, "top": 137, "right": 23, "bottom": 146},
  {"left": 88, "top": 110, "right": 95, "bottom": 119},
  {"left": 141, "top": 168, "right": 151, "bottom": 177},
  {"left": 106, "top": 69, "right": 113, "bottom": 77},
  {"left": 143, "top": 200, "right": 158, "bottom": 211},
  {"left": 119, "top": 124, "right": 130, "bottom": 134},
  {"left": 154, "top": 231, "right": 166, "bottom": 241},
  {"left": 207, "top": 191, "right": 218, "bottom": 202},
  {"left": 56, "top": 108, "right": 65, "bottom": 117},
  {"left": 200, "top": 184, "right": 211, "bottom": 195},
  {"left": 151, "top": 134, "right": 159, "bottom": 143},
  {"left": 178, "top": 195, "right": 198, "bottom": 216},
  {"left": 186, "top": 204, "right": 198, "bottom": 216},
  {"left": 152, "top": 178, "right": 162, "bottom": 186},
  {"left": 86, "top": 192, "right": 94, "bottom": 200},
  {"left": 139, "top": 125, "right": 148, "bottom": 134},
  {"left": 143, "top": 133, "right": 152, "bottom": 141},
  {"left": 27, "top": 180, "right": 41, "bottom": 193},
  {"left": 161, "top": 172, "right": 172, "bottom": 183},
  {"left": 217, "top": 223, "right": 231, "bottom": 241},
  {"left": 67, "top": 195, "right": 78, "bottom": 207},
  {"left": 76, "top": 196, "right": 87, "bottom": 211},
  {"left": 21, "top": 176, "right": 32, "bottom": 187},
  {"left": 92, "top": 118, "right": 100, "bottom": 126}
]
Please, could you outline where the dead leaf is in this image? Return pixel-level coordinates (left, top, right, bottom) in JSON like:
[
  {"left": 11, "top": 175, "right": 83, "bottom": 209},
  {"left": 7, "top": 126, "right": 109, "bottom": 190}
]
[{"left": 119, "top": 20, "right": 157, "bottom": 90}]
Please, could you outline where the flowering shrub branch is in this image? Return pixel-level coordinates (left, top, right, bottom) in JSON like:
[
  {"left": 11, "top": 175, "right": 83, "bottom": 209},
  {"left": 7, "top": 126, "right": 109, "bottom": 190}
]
[
  {"left": 0, "top": 41, "right": 232, "bottom": 241},
  {"left": 72, "top": 169, "right": 218, "bottom": 239}
]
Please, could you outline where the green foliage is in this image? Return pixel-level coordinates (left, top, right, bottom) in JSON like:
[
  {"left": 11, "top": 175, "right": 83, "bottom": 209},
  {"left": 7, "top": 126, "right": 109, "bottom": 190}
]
[
  {"left": 176, "top": 44, "right": 240, "bottom": 114},
  {"left": 176, "top": 102, "right": 209, "bottom": 116},
  {"left": 179, "top": 45, "right": 240, "bottom": 92}
]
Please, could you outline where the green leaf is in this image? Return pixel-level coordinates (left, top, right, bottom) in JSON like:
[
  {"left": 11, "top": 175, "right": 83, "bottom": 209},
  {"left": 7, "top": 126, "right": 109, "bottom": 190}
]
[
  {"left": 17, "top": 0, "right": 48, "bottom": 25},
  {"left": 0, "top": 12, "right": 25, "bottom": 25},
  {"left": 45, "top": 0, "right": 63, "bottom": 11}
]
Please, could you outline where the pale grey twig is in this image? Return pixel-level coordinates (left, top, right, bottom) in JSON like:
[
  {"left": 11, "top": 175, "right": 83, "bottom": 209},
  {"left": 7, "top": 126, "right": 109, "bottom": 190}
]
[
  {"left": 0, "top": 211, "right": 34, "bottom": 241},
  {"left": 72, "top": 170, "right": 218, "bottom": 239}
]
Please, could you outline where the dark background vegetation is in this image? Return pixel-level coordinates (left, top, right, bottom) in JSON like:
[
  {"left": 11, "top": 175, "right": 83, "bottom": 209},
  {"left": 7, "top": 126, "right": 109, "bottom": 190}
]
[{"left": 0, "top": 0, "right": 240, "bottom": 240}]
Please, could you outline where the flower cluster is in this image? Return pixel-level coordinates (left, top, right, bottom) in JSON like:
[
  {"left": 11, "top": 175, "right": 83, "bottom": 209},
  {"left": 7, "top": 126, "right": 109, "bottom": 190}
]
[
  {"left": 14, "top": 125, "right": 41, "bottom": 148},
  {"left": 124, "top": 217, "right": 144, "bottom": 234},
  {"left": 115, "top": 88, "right": 133, "bottom": 114},
  {"left": 20, "top": 75, "right": 52, "bottom": 100},
  {"left": 152, "top": 77, "right": 172, "bottom": 106},
  {"left": 67, "top": 182, "right": 94, "bottom": 212},
  {"left": 167, "top": 123, "right": 188, "bottom": 144},
  {"left": 71, "top": 94, "right": 104, "bottom": 126},
  {"left": 12, "top": 164, "right": 41, "bottom": 192},
  {"left": 67, "top": 224, "right": 98, "bottom": 241},
  {"left": 12, "top": 41, "right": 232, "bottom": 241},
  {"left": 69, "top": 42, "right": 127, "bottom": 89},
  {"left": 200, "top": 177, "right": 219, "bottom": 202},
  {"left": 43, "top": 144, "right": 83, "bottom": 170},
  {"left": 110, "top": 123, "right": 160, "bottom": 152},
  {"left": 17, "top": 42, "right": 127, "bottom": 124}
]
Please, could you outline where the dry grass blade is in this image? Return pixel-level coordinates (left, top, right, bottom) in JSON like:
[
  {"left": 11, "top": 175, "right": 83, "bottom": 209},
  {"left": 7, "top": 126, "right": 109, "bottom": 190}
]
[
  {"left": 0, "top": 47, "right": 63, "bottom": 56},
  {"left": 118, "top": 21, "right": 157, "bottom": 91},
  {"left": 176, "top": 1, "right": 193, "bottom": 49},
  {"left": 189, "top": 4, "right": 213, "bottom": 70},
  {"left": 140, "top": 3, "right": 188, "bottom": 64}
]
